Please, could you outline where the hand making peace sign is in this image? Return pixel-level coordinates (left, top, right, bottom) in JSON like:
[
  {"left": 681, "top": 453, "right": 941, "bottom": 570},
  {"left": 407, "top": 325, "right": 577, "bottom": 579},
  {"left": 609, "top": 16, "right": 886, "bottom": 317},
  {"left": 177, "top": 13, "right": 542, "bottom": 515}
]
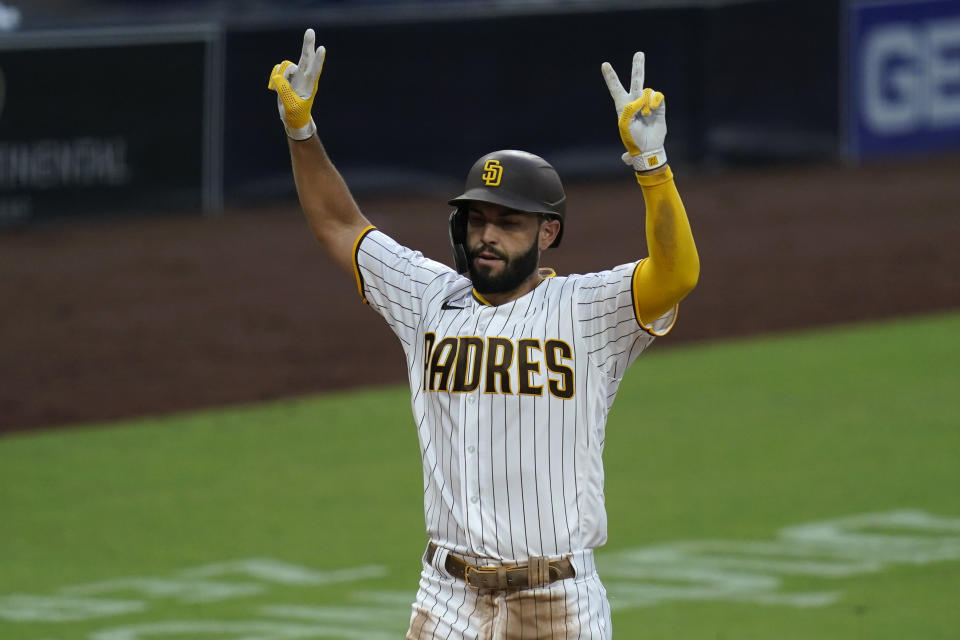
[
  {"left": 601, "top": 52, "right": 668, "bottom": 171},
  {"left": 268, "top": 28, "right": 327, "bottom": 140}
]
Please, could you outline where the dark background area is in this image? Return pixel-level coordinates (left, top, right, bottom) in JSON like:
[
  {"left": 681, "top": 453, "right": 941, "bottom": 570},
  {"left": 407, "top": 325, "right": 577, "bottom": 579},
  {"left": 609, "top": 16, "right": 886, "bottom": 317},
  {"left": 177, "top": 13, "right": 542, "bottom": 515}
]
[{"left": 225, "top": 1, "right": 841, "bottom": 201}]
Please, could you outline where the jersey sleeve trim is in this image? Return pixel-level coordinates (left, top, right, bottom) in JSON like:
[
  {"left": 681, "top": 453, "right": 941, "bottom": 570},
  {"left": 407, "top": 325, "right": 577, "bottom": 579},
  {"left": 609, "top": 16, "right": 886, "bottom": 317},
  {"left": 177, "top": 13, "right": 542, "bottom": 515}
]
[
  {"left": 630, "top": 258, "right": 678, "bottom": 337},
  {"left": 351, "top": 225, "right": 378, "bottom": 304}
]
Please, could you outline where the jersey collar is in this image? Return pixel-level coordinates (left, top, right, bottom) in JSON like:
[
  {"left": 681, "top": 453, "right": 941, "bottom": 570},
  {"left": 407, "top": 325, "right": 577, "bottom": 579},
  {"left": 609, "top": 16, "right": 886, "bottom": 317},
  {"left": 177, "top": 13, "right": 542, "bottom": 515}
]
[{"left": 472, "top": 268, "right": 556, "bottom": 307}]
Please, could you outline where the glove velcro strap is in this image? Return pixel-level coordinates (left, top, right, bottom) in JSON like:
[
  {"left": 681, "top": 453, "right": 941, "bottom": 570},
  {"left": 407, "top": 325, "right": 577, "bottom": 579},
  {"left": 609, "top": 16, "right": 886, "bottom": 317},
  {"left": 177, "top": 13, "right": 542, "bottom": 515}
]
[
  {"left": 285, "top": 118, "right": 317, "bottom": 141},
  {"left": 622, "top": 148, "right": 667, "bottom": 171},
  {"left": 638, "top": 149, "right": 667, "bottom": 169}
]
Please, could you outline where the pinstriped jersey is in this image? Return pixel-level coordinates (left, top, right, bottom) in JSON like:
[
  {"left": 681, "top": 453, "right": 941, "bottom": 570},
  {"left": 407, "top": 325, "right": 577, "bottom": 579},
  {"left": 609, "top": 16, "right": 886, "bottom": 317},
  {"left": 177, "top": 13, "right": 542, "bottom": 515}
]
[{"left": 353, "top": 227, "right": 675, "bottom": 562}]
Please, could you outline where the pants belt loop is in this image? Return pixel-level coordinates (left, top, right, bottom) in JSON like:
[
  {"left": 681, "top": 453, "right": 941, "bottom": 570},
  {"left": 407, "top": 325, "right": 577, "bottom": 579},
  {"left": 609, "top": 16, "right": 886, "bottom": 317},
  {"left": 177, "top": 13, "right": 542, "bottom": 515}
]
[
  {"left": 528, "top": 555, "right": 550, "bottom": 588},
  {"left": 495, "top": 566, "right": 508, "bottom": 590},
  {"left": 430, "top": 544, "right": 453, "bottom": 580},
  {"left": 570, "top": 548, "right": 594, "bottom": 579}
]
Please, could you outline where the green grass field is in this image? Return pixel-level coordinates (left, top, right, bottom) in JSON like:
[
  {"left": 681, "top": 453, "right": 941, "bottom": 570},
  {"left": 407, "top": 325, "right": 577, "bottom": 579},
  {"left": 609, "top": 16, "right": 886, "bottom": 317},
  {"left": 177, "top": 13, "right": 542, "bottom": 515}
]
[{"left": 2, "top": 312, "right": 959, "bottom": 639}]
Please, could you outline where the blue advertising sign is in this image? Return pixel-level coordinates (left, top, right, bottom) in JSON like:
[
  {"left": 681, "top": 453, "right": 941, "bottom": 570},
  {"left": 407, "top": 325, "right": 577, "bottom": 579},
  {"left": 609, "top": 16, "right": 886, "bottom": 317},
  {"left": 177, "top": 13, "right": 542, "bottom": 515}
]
[{"left": 847, "top": 0, "right": 960, "bottom": 159}]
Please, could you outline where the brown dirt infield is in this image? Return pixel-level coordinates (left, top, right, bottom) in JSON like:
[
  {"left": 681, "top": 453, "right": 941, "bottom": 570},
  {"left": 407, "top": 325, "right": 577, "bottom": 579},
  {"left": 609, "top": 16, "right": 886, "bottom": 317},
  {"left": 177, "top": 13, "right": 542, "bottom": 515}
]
[{"left": 2, "top": 155, "right": 959, "bottom": 433}]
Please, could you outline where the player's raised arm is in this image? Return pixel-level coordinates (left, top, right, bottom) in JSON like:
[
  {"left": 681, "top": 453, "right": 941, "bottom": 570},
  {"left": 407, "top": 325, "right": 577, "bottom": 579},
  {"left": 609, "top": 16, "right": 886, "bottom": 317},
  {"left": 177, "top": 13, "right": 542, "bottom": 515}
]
[
  {"left": 602, "top": 52, "right": 700, "bottom": 327},
  {"left": 267, "top": 29, "right": 372, "bottom": 273}
]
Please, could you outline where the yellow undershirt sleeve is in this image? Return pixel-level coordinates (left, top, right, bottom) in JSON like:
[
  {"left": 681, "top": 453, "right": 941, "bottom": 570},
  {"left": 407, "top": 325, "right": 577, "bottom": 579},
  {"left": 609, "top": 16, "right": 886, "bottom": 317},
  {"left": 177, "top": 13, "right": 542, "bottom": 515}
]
[{"left": 631, "top": 167, "right": 700, "bottom": 332}]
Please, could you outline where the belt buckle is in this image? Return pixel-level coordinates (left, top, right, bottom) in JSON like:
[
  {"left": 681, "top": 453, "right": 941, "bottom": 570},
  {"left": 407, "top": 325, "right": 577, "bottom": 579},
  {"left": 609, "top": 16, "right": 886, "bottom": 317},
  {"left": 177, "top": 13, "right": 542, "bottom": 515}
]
[{"left": 465, "top": 563, "right": 512, "bottom": 590}]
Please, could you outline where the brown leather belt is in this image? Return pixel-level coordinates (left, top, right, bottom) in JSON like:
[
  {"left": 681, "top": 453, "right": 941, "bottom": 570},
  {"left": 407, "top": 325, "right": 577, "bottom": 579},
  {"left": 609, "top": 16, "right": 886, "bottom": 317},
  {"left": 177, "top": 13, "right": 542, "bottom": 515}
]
[{"left": 426, "top": 542, "right": 576, "bottom": 590}]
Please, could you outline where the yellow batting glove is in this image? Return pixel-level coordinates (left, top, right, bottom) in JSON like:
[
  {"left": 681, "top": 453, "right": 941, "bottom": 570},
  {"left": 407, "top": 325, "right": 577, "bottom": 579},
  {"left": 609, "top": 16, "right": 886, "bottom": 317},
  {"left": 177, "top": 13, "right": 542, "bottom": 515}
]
[
  {"left": 267, "top": 28, "right": 326, "bottom": 140},
  {"left": 601, "top": 52, "right": 668, "bottom": 171}
]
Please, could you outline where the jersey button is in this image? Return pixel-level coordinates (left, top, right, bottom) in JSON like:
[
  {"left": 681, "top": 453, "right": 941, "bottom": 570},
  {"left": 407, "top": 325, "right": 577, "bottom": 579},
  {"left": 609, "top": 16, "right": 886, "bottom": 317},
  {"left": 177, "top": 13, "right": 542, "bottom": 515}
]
[
  {"left": 467, "top": 445, "right": 476, "bottom": 454},
  {"left": 470, "top": 496, "right": 479, "bottom": 504},
  {"left": 467, "top": 395, "right": 476, "bottom": 405}
]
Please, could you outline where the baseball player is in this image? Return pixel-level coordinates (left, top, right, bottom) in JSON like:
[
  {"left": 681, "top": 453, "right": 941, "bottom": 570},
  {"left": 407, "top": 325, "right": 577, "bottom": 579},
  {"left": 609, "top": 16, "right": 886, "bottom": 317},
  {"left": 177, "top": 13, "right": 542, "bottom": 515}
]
[{"left": 269, "top": 29, "right": 699, "bottom": 639}]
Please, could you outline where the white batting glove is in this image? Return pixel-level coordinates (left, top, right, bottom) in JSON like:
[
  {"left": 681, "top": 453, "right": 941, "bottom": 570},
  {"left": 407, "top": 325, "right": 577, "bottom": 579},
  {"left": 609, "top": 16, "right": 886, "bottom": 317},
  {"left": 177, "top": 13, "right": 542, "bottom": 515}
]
[
  {"left": 601, "top": 52, "right": 667, "bottom": 171},
  {"left": 267, "top": 28, "right": 326, "bottom": 140}
]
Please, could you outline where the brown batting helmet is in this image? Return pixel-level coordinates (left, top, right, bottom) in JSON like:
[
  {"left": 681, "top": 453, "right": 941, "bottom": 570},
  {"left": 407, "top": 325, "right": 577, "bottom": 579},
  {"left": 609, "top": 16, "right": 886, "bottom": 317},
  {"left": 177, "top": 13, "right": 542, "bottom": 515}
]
[{"left": 448, "top": 150, "right": 566, "bottom": 273}]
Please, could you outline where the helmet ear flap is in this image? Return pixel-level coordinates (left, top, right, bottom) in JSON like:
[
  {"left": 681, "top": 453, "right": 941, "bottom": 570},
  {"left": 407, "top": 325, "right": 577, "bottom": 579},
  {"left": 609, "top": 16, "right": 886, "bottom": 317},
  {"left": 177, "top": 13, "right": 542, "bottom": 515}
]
[{"left": 449, "top": 207, "right": 469, "bottom": 273}]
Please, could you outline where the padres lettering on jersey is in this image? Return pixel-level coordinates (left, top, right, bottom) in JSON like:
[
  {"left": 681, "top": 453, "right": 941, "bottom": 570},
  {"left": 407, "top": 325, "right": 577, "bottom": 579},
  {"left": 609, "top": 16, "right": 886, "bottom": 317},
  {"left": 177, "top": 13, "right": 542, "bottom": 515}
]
[
  {"left": 423, "top": 334, "right": 574, "bottom": 398},
  {"left": 353, "top": 227, "right": 675, "bottom": 562}
]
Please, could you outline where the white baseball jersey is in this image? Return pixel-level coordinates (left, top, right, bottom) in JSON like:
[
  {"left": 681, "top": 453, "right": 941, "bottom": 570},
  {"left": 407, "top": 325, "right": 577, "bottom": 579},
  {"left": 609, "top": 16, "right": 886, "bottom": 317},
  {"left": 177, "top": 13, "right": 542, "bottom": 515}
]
[{"left": 352, "top": 226, "right": 675, "bottom": 562}]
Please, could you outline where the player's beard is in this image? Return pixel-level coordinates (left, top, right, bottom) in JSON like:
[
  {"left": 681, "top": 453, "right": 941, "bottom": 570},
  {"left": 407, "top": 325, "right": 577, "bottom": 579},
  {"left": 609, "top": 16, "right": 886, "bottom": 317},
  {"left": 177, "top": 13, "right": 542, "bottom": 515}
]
[{"left": 467, "top": 237, "right": 540, "bottom": 295}]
